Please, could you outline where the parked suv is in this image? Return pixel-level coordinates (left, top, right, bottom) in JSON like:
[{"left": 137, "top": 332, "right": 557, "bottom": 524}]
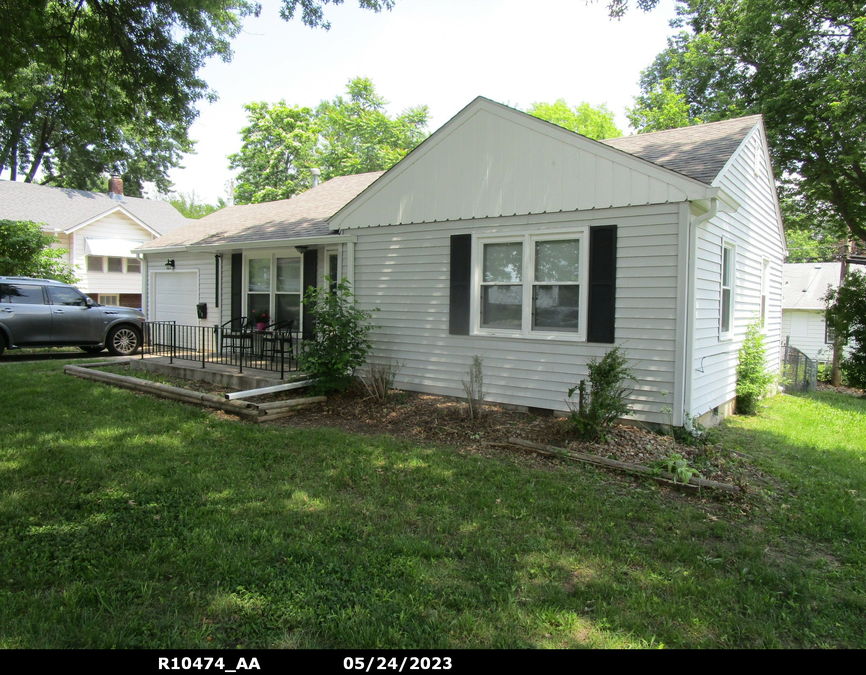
[{"left": 0, "top": 277, "right": 145, "bottom": 356}]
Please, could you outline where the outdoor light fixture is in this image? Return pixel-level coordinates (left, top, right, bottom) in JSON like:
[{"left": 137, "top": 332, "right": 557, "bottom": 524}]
[
  {"left": 165, "top": 259, "right": 175, "bottom": 270},
  {"left": 295, "top": 246, "right": 309, "bottom": 254}
]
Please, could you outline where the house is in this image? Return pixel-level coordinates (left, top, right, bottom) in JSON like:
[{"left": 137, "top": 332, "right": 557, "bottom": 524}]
[
  {"left": 782, "top": 262, "right": 861, "bottom": 363},
  {"left": 139, "top": 97, "right": 785, "bottom": 427},
  {"left": 0, "top": 177, "right": 190, "bottom": 308}
]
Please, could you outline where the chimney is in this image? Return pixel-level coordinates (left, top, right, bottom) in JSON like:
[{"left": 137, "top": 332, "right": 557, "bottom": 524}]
[
  {"left": 108, "top": 174, "right": 124, "bottom": 200},
  {"left": 310, "top": 168, "right": 321, "bottom": 188}
]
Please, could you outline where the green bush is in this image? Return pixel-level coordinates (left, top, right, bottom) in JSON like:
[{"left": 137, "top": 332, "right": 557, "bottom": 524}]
[
  {"left": 298, "top": 278, "right": 377, "bottom": 395},
  {"left": 735, "top": 319, "right": 774, "bottom": 414},
  {"left": 567, "top": 345, "right": 635, "bottom": 442},
  {"left": 825, "top": 270, "right": 866, "bottom": 390}
]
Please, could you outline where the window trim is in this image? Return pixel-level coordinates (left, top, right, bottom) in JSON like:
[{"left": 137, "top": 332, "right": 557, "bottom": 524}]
[
  {"left": 243, "top": 250, "right": 304, "bottom": 329},
  {"left": 471, "top": 228, "right": 589, "bottom": 342},
  {"left": 720, "top": 240, "right": 735, "bottom": 340}
]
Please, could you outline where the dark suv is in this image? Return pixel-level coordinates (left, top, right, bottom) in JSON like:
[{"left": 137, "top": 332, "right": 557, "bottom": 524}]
[{"left": 0, "top": 277, "right": 146, "bottom": 356}]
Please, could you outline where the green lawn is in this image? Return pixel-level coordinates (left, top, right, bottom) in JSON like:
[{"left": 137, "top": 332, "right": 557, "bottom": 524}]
[{"left": 1, "top": 361, "right": 864, "bottom": 649}]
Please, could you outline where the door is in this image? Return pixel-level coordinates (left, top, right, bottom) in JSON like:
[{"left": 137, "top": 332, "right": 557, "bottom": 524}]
[
  {"left": 46, "top": 285, "right": 105, "bottom": 343},
  {"left": 152, "top": 272, "right": 199, "bottom": 325},
  {"left": 0, "top": 282, "right": 52, "bottom": 345}
]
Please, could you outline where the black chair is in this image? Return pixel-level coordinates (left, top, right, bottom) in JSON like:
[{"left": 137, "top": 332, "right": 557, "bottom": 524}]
[
  {"left": 261, "top": 319, "right": 294, "bottom": 365},
  {"left": 219, "top": 316, "right": 253, "bottom": 354}
]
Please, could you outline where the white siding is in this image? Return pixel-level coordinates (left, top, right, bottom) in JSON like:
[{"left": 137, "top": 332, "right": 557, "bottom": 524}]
[
  {"left": 352, "top": 203, "right": 683, "bottom": 424},
  {"left": 333, "top": 102, "right": 710, "bottom": 230},
  {"left": 70, "top": 213, "right": 154, "bottom": 296},
  {"left": 690, "top": 128, "right": 785, "bottom": 416},
  {"left": 782, "top": 309, "right": 835, "bottom": 363}
]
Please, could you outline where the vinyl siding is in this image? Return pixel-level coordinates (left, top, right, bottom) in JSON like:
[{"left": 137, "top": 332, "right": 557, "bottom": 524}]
[
  {"left": 690, "top": 129, "right": 784, "bottom": 416},
  {"left": 782, "top": 309, "right": 836, "bottom": 363},
  {"left": 352, "top": 203, "right": 682, "bottom": 423}
]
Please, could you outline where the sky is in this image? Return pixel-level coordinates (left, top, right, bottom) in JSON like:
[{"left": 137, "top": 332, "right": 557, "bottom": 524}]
[{"left": 166, "top": 0, "right": 682, "bottom": 203}]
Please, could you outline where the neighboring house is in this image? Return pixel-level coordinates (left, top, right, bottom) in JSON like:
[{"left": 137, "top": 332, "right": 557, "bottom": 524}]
[
  {"left": 0, "top": 177, "right": 190, "bottom": 308},
  {"left": 139, "top": 97, "right": 785, "bottom": 427},
  {"left": 781, "top": 262, "right": 861, "bottom": 363}
]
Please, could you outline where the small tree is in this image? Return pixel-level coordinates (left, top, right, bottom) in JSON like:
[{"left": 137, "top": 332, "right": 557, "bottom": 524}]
[
  {"left": 298, "top": 278, "right": 376, "bottom": 395},
  {"left": 735, "top": 319, "right": 774, "bottom": 414},
  {"left": 0, "top": 220, "right": 77, "bottom": 283},
  {"left": 825, "top": 270, "right": 866, "bottom": 390},
  {"left": 567, "top": 345, "right": 635, "bottom": 442}
]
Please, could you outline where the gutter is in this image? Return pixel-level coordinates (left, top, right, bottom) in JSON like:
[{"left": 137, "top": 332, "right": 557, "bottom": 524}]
[
  {"left": 682, "top": 197, "right": 719, "bottom": 424},
  {"left": 136, "top": 233, "right": 358, "bottom": 256}
]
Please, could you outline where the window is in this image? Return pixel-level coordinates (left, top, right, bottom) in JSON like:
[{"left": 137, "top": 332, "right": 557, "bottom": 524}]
[
  {"left": 826, "top": 322, "right": 836, "bottom": 345},
  {"left": 86, "top": 256, "right": 139, "bottom": 273},
  {"left": 127, "top": 258, "right": 141, "bottom": 274},
  {"left": 246, "top": 254, "right": 303, "bottom": 327},
  {"left": 48, "top": 286, "right": 89, "bottom": 306},
  {"left": 87, "top": 256, "right": 103, "bottom": 272},
  {"left": 720, "top": 242, "right": 735, "bottom": 336},
  {"left": 476, "top": 232, "right": 586, "bottom": 338},
  {"left": 107, "top": 257, "right": 124, "bottom": 273},
  {"left": 760, "top": 258, "right": 770, "bottom": 327},
  {"left": 327, "top": 251, "right": 340, "bottom": 292}
]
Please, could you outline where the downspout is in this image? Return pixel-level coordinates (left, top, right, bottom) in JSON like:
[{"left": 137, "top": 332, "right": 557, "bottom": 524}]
[{"left": 683, "top": 197, "right": 719, "bottom": 425}]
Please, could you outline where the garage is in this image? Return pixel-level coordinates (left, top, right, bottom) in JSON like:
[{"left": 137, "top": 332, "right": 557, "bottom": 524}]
[{"left": 151, "top": 271, "right": 199, "bottom": 325}]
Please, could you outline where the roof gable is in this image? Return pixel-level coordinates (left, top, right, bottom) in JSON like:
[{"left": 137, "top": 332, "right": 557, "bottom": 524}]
[
  {"left": 0, "top": 180, "right": 191, "bottom": 235},
  {"left": 331, "top": 97, "right": 725, "bottom": 230}
]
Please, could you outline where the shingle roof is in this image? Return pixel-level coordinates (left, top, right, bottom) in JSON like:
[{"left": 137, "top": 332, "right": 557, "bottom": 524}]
[
  {"left": 137, "top": 171, "right": 384, "bottom": 250},
  {"left": 782, "top": 262, "right": 842, "bottom": 310},
  {"left": 0, "top": 180, "right": 191, "bottom": 235},
  {"left": 600, "top": 115, "right": 763, "bottom": 184}
]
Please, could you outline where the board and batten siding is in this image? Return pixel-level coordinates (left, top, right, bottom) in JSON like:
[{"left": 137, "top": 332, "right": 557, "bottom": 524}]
[
  {"left": 690, "top": 127, "right": 784, "bottom": 416},
  {"left": 351, "top": 203, "right": 683, "bottom": 424}
]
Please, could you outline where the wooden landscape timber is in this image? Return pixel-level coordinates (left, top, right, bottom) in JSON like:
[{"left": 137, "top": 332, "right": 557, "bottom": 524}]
[
  {"left": 63, "top": 362, "right": 325, "bottom": 422},
  {"left": 506, "top": 438, "right": 740, "bottom": 494}
]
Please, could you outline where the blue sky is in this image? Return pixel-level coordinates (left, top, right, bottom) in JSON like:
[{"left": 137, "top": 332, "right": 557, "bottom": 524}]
[{"left": 167, "top": 0, "right": 680, "bottom": 203}]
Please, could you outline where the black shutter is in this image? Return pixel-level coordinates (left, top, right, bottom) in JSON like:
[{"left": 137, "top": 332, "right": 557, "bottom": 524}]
[
  {"left": 449, "top": 234, "right": 472, "bottom": 335},
  {"left": 587, "top": 225, "right": 617, "bottom": 343},
  {"left": 230, "top": 253, "right": 243, "bottom": 330},
  {"left": 302, "top": 248, "right": 318, "bottom": 339}
]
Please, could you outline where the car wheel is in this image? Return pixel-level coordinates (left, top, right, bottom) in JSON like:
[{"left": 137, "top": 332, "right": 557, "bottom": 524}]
[
  {"left": 107, "top": 325, "right": 140, "bottom": 356},
  {"left": 79, "top": 346, "right": 105, "bottom": 354}
]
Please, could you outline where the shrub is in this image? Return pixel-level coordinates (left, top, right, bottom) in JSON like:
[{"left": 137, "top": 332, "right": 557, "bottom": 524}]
[
  {"left": 298, "top": 279, "right": 376, "bottom": 395},
  {"left": 361, "top": 358, "right": 403, "bottom": 402},
  {"left": 735, "top": 318, "right": 774, "bottom": 414},
  {"left": 567, "top": 345, "right": 635, "bottom": 442},
  {"left": 825, "top": 269, "right": 866, "bottom": 390}
]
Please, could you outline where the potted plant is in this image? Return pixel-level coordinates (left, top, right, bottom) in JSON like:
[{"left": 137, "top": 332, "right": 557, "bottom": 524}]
[{"left": 254, "top": 310, "right": 269, "bottom": 330}]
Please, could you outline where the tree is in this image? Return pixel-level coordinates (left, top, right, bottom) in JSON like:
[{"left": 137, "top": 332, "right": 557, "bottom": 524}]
[
  {"left": 627, "top": 0, "right": 866, "bottom": 246},
  {"left": 527, "top": 99, "right": 622, "bottom": 139},
  {"left": 0, "top": 220, "right": 77, "bottom": 283},
  {"left": 825, "top": 270, "right": 866, "bottom": 390},
  {"left": 228, "top": 102, "right": 320, "bottom": 204},
  {"left": 165, "top": 192, "right": 227, "bottom": 219},
  {"left": 0, "top": 1, "right": 396, "bottom": 194},
  {"left": 626, "top": 78, "right": 698, "bottom": 133},
  {"left": 229, "top": 78, "right": 429, "bottom": 204}
]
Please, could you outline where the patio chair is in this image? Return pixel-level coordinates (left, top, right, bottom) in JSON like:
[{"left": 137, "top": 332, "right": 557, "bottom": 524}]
[
  {"left": 261, "top": 319, "right": 295, "bottom": 366},
  {"left": 219, "top": 316, "right": 253, "bottom": 354}
]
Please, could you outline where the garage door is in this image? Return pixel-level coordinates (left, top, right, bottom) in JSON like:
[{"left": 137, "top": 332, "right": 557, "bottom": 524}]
[{"left": 152, "top": 272, "right": 199, "bottom": 325}]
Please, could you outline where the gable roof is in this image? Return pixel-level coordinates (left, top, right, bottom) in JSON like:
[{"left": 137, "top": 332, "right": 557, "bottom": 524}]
[
  {"left": 331, "top": 97, "right": 735, "bottom": 230},
  {"left": 600, "top": 116, "right": 763, "bottom": 185},
  {"left": 0, "top": 180, "right": 191, "bottom": 235},
  {"left": 137, "top": 171, "right": 383, "bottom": 251},
  {"left": 782, "top": 262, "right": 842, "bottom": 310}
]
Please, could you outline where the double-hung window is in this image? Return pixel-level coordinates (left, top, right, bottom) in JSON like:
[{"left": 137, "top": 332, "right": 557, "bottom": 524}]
[
  {"left": 476, "top": 231, "right": 586, "bottom": 339},
  {"left": 720, "top": 241, "right": 735, "bottom": 337}
]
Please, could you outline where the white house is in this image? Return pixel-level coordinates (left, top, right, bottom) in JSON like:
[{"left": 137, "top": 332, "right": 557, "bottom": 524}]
[
  {"left": 781, "top": 262, "right": 862, "bottom": 363},
  {"left": 0, "top": 177, "right": 190, "bottom": 308},
  {"left": 139, "top": 98, "right": 785, "bottom": 427}
]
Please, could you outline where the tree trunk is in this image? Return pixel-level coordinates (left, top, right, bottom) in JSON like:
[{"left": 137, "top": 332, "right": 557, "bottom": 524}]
[{"left": 831, "top": 245, "right": 851, "bottom": 387}]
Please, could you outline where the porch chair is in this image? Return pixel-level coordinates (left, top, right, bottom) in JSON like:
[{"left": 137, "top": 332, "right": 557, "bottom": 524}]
[
  {"left": 219, "top": 316, "right": 253, "bottom": 354},
  {"left": 261, "top": 319, "right": 295, "bottom": 366}
]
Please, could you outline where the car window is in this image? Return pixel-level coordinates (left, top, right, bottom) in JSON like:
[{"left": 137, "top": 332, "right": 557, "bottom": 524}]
[
  {"left": 47, "top": 285, "right": 88, "bottom": 307},
  {"left": 2, "top": 284, "right": 46, "bottom": 304}
]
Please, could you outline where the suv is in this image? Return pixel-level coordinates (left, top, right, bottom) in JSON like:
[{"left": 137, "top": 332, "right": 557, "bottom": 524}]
[{"left": 0, "top": 277, "right": 146, "bottom": 356}]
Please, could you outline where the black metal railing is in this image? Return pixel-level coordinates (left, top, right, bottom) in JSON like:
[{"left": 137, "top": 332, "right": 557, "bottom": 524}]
[
  {"left": 142, "top": 321, "right": 301, "bottom": 378},
  {"left": 782, "top": 337, "right": 817, "bottom": 392}
]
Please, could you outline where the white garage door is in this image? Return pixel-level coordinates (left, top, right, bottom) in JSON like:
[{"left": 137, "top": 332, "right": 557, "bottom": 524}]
[{"left": 152, "top": 272, "right": 199, "bottom": 325}]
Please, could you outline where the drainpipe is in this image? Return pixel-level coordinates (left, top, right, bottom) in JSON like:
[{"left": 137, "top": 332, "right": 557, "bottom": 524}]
[{"left": 683, "top": 197, "right": 719, "bottom": 425}]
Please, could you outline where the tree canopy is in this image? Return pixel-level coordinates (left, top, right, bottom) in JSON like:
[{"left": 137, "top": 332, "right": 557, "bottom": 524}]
[
  {"left": 0, "top": 220, "right": 77, "bottom": 283},
  {"left": 627, "top": 0, "right": 866, "bottom": 245},
  {"left": 229, "top": 78, "right": 429, "bottom": 204},
  {"left": 0, "top": 1, "right": 396, "bottom": 196},
  {"left": 527, "top": 100, "right": 622, "bottom": 140}
]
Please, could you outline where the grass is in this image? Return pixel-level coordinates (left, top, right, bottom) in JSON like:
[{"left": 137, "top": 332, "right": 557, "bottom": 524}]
[{"left": 1, "top": 360, "right": 865, "bottom": 649}]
